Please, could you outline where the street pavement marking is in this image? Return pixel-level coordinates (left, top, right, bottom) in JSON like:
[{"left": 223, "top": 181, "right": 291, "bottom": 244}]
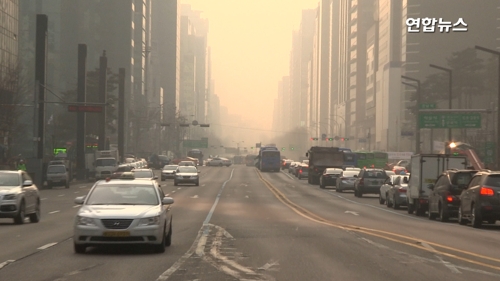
[
  {"left": 177, "top": 188, "right": 181, "bottom": 190},
  {"left": 345, "top": 211, "right": 359, "bottom": 216},
  {"left": 74, "top": 191, "right": 79, "bottom": 193},
  {"left": 190, "top": 195, "right": 199, "bottom": 199},
  {"left": 157, "top": 169, "right": 235, "bottom": 281},
  {"left": 37, "top": 242, "right": 58, "bottom": 250},
  {"left": 48, "top": 210, "right": 60, "bottom": 214},
  {"left": 245, "top": 195, "right": 249, "bottom": 198},
  {"left": 40, "top": 198, "right": 47, "bottom": 201},
  {"left": 79, "top": 186, "right": 86, "bottom": 189},
  {"left": 73, "top": 205, "right": 80, "bottom": 208},
  {"left": 257, "top": 169, "right": 500, "bottom": 274},
  {"left": 58, "top": 194, "right": 65, "bottom": 197},
  {"left": 0, "top": 260, "right": 15, "bottom": 269},
  {"left": 202, "top": 184, "right": 206, "bottom": 187}
]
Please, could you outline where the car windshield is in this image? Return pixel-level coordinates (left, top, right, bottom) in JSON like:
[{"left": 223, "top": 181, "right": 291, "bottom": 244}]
[
  {"left": 134, "top": 171, "right": 153, "bottom": 178},
  {"left": 95, "top": 159, "right": 117, "bottom": 166},
  {"left": 452, "top": 173, "right": 474, "bottom": 186},
  {"left": 116, "top": 166, "right": 133, "bottom": 172},
  {"left": 364, "top": 170, "right": 386, "bottom": 178},
  {"left": 178, "top": 166, "right": 198, "bottom": 173},
  {"left": 47, "top": 166, "right": 66, "bottom": 173},
  {"left": 86, "top": 185, "right": 159, "bottom": 205},
  {"left": 0, "top": 173, "right": 20, "bottom": 186},
  {"left": 343, "top": 171, "right": 358, "bottom": 177},
  {"left": 163, "top": 166, "right": 177, "bottom": 170}
]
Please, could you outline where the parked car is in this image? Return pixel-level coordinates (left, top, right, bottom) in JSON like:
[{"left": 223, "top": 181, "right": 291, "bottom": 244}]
[
  {"left": 379, "top": 175, "right": 400, "bottom": 204},
  {"left": 428, "top": 169, "right": 477, "bottom": 222},
  {"left": 336, "top": 170, "right": 359, "bottom": 192},
  {"left": 174, "top": 166, "right": 200, "bottom": 186},
  {"left": 320, "top": 168, "right": 343, "bottom": 189},
  {"left": 46, "top": 164, "right": 70, "bottom": 189},
  {"left": 0, "top": 170, "right": 41, "bottom": 224},
  {"left": 458, "top": 170, "right": 500, "bottom": 228},
  {"left": 297, "top": 164, "right": 309, "bottom": 179},
  {"left": 73, "top": 177, "right": 174, "bottom": 253},
  {"left": 161, "top": 165, "right": 178, "bottom": 181},
  {"left": 386, "top": 174, "right": 410, "bottom": 209},
  {"left": 354, "top": 169, "right": 388, "bottom": 198}
]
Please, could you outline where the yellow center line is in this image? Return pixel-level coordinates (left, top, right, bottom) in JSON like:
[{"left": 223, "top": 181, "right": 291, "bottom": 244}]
[{"left": 257, "top": 170, "right": 500, "bottom": 271}]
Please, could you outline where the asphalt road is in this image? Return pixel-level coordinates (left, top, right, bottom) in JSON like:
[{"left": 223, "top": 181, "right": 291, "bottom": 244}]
[{"left": 1, "top": 165, "right": 500, "bottom": 280}]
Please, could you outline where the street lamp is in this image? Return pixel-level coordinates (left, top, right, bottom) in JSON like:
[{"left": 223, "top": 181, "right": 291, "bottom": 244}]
[
  {"left": 429, "top": 64, "right": 453, "bottom": 146},
  {"left": 475, "top": 45, "right": 500, "bottom": 169},
  {"left": 401, "top": 75, "right": 421, "bottom": 154}
]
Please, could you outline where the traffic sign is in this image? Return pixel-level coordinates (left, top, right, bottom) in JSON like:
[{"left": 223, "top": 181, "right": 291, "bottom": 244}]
[
  {"left": 182, "top": 138, "right": 208, "bottom": 148},
  {"left": 68, "top": 105, "right": 103, "bottom": 113},
  {"left": 419, "top": 113, "right": 481, "bottom": 128},
  {"left": 321, "top": 133, "right": 327, "bottom": 140},
  {"left": 419, "top": 103, "right": 436, "bottom": 109}
]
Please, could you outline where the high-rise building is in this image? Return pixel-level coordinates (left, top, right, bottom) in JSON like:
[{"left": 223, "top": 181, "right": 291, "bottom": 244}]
[{"left": 299, "top": 9, "right": 316, "bottom": 129}]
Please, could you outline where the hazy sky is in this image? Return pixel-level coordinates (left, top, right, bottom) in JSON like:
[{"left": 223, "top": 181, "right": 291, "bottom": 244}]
[{"left": 182, "top": 0, "right": 319, "bottom": 132}]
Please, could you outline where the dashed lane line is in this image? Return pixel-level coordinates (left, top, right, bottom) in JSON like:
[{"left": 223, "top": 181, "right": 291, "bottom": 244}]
[
  {"left": 48, "top": 210, "right": 60, "bottom": 214},
  {"left": 37, "top": 242, "right": 58, "bottom": 250}
]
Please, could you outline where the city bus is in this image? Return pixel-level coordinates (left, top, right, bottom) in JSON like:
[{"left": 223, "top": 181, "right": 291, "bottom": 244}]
[
  {"left": 355, "top": 151, "right": 388, "bottom": 169},
  {"left": 257, "top": 146, "right": 281, "bottom": 172}
]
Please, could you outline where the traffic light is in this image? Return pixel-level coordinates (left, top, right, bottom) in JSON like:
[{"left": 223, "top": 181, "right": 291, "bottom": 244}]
[
  {"left": 345, "top": 137, "right": 349, "bottom": 141},
  {"left": 341, "top": 138, "right": 345, "bottom": 141},
  {"left": 310, "top": 137, "right": 318, "bottom": 141},
  {"left": 281, "top": 147, "right": 286, "bottom": 151},
  {"left": 290, "top": 147, "right": 295, "bottom": 151},
  {"left": 328, "top": 138, "right": 333, "bottom": 141}
]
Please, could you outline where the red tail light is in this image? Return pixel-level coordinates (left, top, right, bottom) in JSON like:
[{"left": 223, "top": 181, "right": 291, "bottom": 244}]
[
  {"left": 480, "top": 187, "right": 495, "bottom": 196},
  {"left": 446, "top": 196, "right": 454, "bottom": 202},
  {"left": 299, "top": 170, "right": 303, "bottom": 174},
  {"left": 398, "top": 189, "right": 406, "bottom": 193}
]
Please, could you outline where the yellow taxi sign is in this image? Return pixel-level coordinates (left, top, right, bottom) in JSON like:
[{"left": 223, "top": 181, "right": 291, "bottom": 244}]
[{"left": 120, "top": 172, "right": 135, "bottom": 179}]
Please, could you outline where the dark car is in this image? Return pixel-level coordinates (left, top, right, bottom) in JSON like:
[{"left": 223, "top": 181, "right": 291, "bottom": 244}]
[
  {"left": 458, "top": 170, "right": 500, "bottom": 228},
  {"left": 354, "top": 169, "right": 388, "bottom": 198},
  {"left": 111, "top": 165, "right": 134, "bottom": 179},
  {"left": 297, "top": 164, "right": 309, "bottom": 180},
  {"left": 320, "top": 168, "right": 343, "bottom": 189},
  {"left": 428, "top": 169, "right": 477, "bottom": 222}
]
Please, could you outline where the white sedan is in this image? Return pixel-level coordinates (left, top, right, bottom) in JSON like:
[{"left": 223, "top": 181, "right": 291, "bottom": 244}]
[
  {"left": 206, "top": 157, "right": 232, "bottom": 167},
  {"left": 73, "top": 178, "right": 174, "bottom": 253}
]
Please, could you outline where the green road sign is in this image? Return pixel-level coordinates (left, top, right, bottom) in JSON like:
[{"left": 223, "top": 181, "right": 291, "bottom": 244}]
[
  {"left": 419, "top": 113, "right": 481, "bottom": 128},
  {"left": 419, "top": 103, "right": 436, "bottom": 109},
  {"left": 484, "top": 142, "right": 495, "bottom": 164},
  {"left": 183, "top": 138, "right": 208, "bottom": 148}
]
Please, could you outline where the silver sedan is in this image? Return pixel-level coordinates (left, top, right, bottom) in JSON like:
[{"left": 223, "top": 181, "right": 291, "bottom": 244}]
[
  {"left": 0, "top": 170, "right": 41, "bottom": 224},
  {"left": 73, "top": 178, "right": 174, "bottom": 253}
]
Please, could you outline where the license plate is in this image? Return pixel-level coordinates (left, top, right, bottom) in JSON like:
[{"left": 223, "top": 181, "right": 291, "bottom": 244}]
[{"left": 103, "top": 231, "right": 130, "bottom": 237}]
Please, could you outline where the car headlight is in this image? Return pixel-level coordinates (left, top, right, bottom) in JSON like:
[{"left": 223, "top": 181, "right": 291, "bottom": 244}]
[
  {"left": 139, "top": 215, "right": 160, "bottom": 226},
  {"left": 76, "top": 216, "right": 96, "bottom": 226}
]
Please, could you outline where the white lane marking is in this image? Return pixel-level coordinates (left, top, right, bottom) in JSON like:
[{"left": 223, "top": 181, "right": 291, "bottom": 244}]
[
  {"left": 156, "top": 169, "right": 235, "bottom": 281},
  {"left": 37, "top": 242, "right": 58, "bottom": 250},
  {"left": 195, "top": 235, "right": 208, "bottom": 257},
  {"left": 345, "top": 211, "right": 359, "bottom": 216},
  {"left": 165, "top": 193, "right": 170, "bottom": 197},
  {"left": 191, "top": 195, "right": 199, "bottom": 199},
  {"left": 40, "top": 198, "right": 48, "bottom": 201},
  {"left": 420, "top": 242, "right": 461, "bottom": 274},
  {"left": 58, "top": 194, "right": 65, "bottom": 197},
  {"left": 280, "top": 170, "right": 295, "bottom": 180},
  {"left": 257, "top": 260, "right": 280, "bottom": 271},
  {"left": 0, "top": 260, "right": 15, "bottom": 269},
  {"left": 177, "top": 188, "right": 181, "bottom": 190},
  {"left": 73, "top": 205, "right": 80, "bottom": 208},
  {"left": 74, "top": 191, "right": 79, "bottom": 193},
  {"left": 48, "top": 210, "right": 60, "bottom": 214},
  {"left": 172, "top": 190, "right": 176, "bottom": 193},
  {"left": 202, "top": 184, "right": 206, "bottom": 187},
  {"left": 245, "top": 195, "right": 249, "bottom": 198},
  {"left": 79, "top": 186, "right": 86, "bottom": 188},
  {"left": 360, "top": 238, "right": 389, "bottom": 249}
]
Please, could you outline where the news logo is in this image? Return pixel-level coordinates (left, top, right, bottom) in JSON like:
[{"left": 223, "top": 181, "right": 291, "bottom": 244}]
[{"left": 405, "top": 17, "right": 468, "bottom": 33}]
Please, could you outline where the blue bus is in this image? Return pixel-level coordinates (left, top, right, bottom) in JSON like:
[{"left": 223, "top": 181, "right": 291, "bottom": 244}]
[
  {"left": 337, "top": 148, "right": 357, "bottom": 168},
  {"left": 257, "top": 146, "right": 281, "bottom": 172}
]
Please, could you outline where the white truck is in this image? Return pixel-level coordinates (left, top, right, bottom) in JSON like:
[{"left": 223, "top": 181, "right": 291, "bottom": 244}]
[
  {"left": 407, "top": 154, "right": 467, "bottom": 216},
  {"left": 89, "top": 150, "right": 120, "bottom": 180}
]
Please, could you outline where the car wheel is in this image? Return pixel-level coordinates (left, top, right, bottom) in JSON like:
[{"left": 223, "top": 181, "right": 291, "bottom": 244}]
[
  {"left": 354, "top": 188, "right": 359, "bottom": 197},
  {"left": 74, "top": 243, "right": 86, "bottom": 254},
  {"left": 407, "top": 201, "right": 415, "bottom": 214},
  {"left": 298, "top": 174, "right": 301, "bottom": 179},
  {"left": 65, "top": 182, "right": 70, "bottom": 189},
  {"left": 195, "top": 180, "right": 199, "bottom": 186},
  {"left": 471, "top": 204, "right": 482, "bottom": 228},
  {"left": 14, "top": 201, "right": 25, "bottom": 224},
  {"left": 439, "top": 203, "right": 449, "bottom": 222},
  {"left": 174, "top": 181, "right": 178, "bottom": 186},
  {"left": 386, "top": 194, "right": 393, "bottom": 208},
  {"left": 219, "top": 163, "right": 223, "bottom": 167},
  {"left": 458, "top": 206, "right": 468, "bottom": 225},
  {"left": 393, "top": 196, "right": 401, "bottom": 209},
  {"left": 379, "top": 193, "right": 385, "bottom": 205},
  {"left": 29, "top": 200, "right": 41, "bottom": 223},
  {"left": 428, "top": 207, "right": 438, "bottom": 220},
  {"left": 165, "top": 222, "right": 172, "bottom": 247},
  {"left": 154, "top": 227, "right": 167, "bottom": 253}
]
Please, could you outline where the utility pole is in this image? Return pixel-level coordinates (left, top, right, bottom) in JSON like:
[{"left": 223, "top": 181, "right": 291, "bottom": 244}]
[
  {"left": 97, "top": 51, "right": 107, "bottom": 150},
  {"left": 33, "top": 14, "right": 48, "bottom": 188},
  {"left": 401, "top": 76, "right": 421, "bottom": 154},
  {"left": 118, "top": 68, "right": 125, "bottom": 163},
  {"left": 76, "top": 44, "right": 87, "bottom": 180}
]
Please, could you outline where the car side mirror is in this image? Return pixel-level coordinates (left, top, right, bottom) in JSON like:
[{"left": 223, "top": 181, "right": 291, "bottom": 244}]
[
  {"left": 427, "top": 183, "right": 435, "bottom": 190},
  {"left": 74, "top": 196, "right": 85, "bottom": 205},
  {"left": 153, "top": 176, "right": 158, "bottom": 180},
  {"left": 353, "top": 175, "right": 358, "bottom": 178},
  {"left": 22, "top": 180, "right": 33, "bottom": 187},
  {"left": 162, "top": 197, "right": 174, "bottom": 205}
]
